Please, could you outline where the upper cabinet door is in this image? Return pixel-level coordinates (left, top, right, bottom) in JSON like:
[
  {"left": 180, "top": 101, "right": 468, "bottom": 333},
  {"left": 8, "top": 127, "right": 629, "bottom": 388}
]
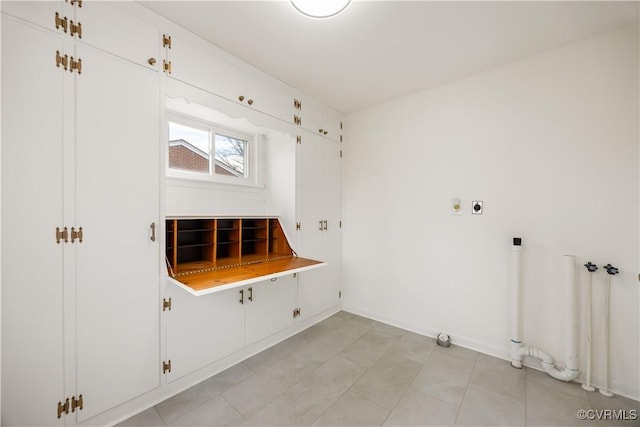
[
  {"left": 2, "top": 0, "right": 68, "bottom": 33},
  {"left": 297, "top": 96, "right": 343, "bottom": 142},
  {"left": 76, "top": 1, "right": 160, "bottom": 70},
  {"left": 167, "top": 34, "right": 295, "bottom": 123}
]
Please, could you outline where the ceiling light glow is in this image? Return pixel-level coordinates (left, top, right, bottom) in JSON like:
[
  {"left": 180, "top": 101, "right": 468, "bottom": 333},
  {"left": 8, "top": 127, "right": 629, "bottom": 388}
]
[{"left": 290, "top": 0, "right": 352, "bottom": 19}]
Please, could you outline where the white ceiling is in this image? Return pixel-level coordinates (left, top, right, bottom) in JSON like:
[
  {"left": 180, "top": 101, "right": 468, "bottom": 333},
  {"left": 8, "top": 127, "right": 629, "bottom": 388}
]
[{"left": 143, "top": 1, "right": 639, "bottom": 114}]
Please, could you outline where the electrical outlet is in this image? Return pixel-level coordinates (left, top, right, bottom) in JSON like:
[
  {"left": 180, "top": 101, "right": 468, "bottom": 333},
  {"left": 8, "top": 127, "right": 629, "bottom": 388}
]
[{"left": 472, "top": 201, "right": 483, "bottom": 215}]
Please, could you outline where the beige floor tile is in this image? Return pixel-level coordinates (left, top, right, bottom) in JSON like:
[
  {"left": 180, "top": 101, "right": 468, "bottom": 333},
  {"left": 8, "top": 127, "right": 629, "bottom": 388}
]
[
  {"left": 243, "top": 342, "right": 293, "bottom": 373},
  {"left": 383, "top": 331, "right": 436, "bottom": 364},
  {"left": 287, "top": 356, "right": 367, "bottom": 416},
  {"left": 351, "top": 354, "right": 423, "bottom": 409},
  {"left": 297, "top": 315, "right": 344, "bottom": 341},
  {"left": 241, "top": 395, "right": 317, "bottom": 426},
  {"left": 527, "top": 380, "right": 596, "bottom": 426},
  {"left": 384, "top": 388, "right": 457, "bottom": 426},
  {"left": 290, "top": 330, "right": 354, "bottom": 368},
  {"left": 454, "top": 383, "right": 525, "bottom": 426},
  {"left": 527, "top": 367, "right": 589, "bottom": 400},
  {"left": 433, "top": 343, "right": 479, "bottom": 363},
  {"left": 371, "top": 321, "right": 407, "bottom": 338},
  {"left": 167, "top": 396, "right": 244, "bottom": 427},
  {"left": 335, "top": 317, "right": 375, "bottom": 338},
  {"left": 223, "top": 357, "right": 312, "bottom": 418},
  {"left": 470, "top": 353, "right": 526, "bottom": 399},
  {"left": 588, "top": 391, "right": 640, "bottom": 427},
  {"left": 411, "top": 348, "right": 476, "bottom": 406},
  {"left": 116, "top": 407, "right": 166, "bottom": 426},
  {"left": 155, "top": 363, "right": 253, "bottom": 424},
  {"left": 312, "top": 389, "right": 389, "bottom": 426}
]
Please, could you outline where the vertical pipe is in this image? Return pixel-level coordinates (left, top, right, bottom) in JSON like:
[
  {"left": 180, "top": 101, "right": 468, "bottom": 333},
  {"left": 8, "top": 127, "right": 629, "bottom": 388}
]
[
  {"left": 582, "top": 271, "right": 595, "bottom": 391},
  {"left": 563, "top": 255, "right": 578, "bottom": 372},
  {"left": 511, "top": 238, "right": 523, "bottom": 368},
  {"left": 600, "top": 275, "right": 614, "bottom": 397}
]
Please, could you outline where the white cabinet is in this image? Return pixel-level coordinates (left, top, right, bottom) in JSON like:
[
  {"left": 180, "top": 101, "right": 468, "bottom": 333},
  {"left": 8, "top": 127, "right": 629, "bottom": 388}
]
[
  {"left": 1, "top": 1, "right": 160, "bottom": 71},
  {"left": 245, "top": 275, "right": 298, "bottom": 346},
  {"left": 1, "top": 0, "right": 67, "bottom": 32},
  {"left": 166, "top": 32, "right": 295, "bottom": 123},
  {"left": 75, "top": 2, "right": 160, "bottom": 70},
  {"left": 165, "top": 285, "right": 245, "bottom": 381},
  {"left": 1, "top": 17, "right": 66, "bottom": 427},
  {"left": 1, "top": 8, "right": 161, "bottom": 425},
  {"left": 165, "top": 275, "right": 297, "bottom": 381},
  {"left": 73, "top": 45, "right": 161, "bottom": 423},
  {"left": 296, "top": 131, "right": 343, "bottom": 320},
  {"left": 296, "top": 96, "right": 343, "bottom": 143}
]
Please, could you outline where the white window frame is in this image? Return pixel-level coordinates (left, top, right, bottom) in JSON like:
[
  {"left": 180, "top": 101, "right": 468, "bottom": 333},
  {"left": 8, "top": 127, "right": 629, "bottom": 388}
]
[{"left": 167, "top": 113, "right": 260, "bottom": 188}]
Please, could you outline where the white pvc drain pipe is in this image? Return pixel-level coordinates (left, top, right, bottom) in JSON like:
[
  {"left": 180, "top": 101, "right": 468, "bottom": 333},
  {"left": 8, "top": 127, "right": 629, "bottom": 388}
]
[{"left": 510, "top": 238, "right": 579, "bottom": 382}]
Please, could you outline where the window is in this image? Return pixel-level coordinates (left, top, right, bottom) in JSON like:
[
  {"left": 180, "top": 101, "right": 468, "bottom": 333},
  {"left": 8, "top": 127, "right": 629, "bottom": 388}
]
[{"left": 168, "top": 117, "right": 256, "bottom": 185}]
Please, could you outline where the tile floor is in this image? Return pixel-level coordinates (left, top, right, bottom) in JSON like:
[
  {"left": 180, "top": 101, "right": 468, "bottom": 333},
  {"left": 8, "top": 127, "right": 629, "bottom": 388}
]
[{"left": 119, "top": 311, "right": 639, "bottom": 426}]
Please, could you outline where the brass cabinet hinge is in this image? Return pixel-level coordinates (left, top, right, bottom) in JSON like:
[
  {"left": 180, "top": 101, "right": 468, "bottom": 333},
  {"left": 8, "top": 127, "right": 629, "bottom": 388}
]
[
  {"left": 57, "top": 51, "right": 81, "bottom": 74},
  {"left": 68, "top": 0, "right": 83, "bottom": 8},
  {"left": 56, "top": 226, "right": 69, "bottom": 244},
  {"left": 71, "top": 395, "right": 83, "bottom": 413},
  {"left": 56, "top": 50, "right": 69, "bottom": 71},
  {"left": 296, "top": 135, "right": 301, "bottom": 144},
  {"left": 296, "top": 222, "right": 301, "bottom": 231},
  {"left": 163, "top": 60, "right": 172, "bottom": 74},
  {"left": 292, "top": 308, "right": 301, "bottom": 318},
  {"left": 54, "top": 12, "right": 68, "bottom": 33},
  {"left": 57, "top": 398, "right": 70, "bottom": 419},
  {"left": 163, "top": 34, "right": 172, "bottom": 49},
  {"left": 71, "top": 226, "right": 83, "bottom": 243},
  {"left": 162, "top": 360, "right": 172, "bottom": 374},
  {"left": 162, "top": 298, "right": 172, "bottom": 311},
  {"left": 69, "top": 20, "right": 82, "bottom": 38},
  {"left": 69, "top": 57, "right": 82, "bottom": 74},
  {"left": 293, "top": 115, "right": 302, "bottom": 126},
  {"left": 293, "top": 98, "right": 302, "bottom": 110}
]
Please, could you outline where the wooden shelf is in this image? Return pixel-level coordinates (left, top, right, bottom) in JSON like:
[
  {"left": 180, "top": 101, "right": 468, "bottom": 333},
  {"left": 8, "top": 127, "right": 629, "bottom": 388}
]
[{"left": 166, "top": 217, "right": 325, "bottom": 295}]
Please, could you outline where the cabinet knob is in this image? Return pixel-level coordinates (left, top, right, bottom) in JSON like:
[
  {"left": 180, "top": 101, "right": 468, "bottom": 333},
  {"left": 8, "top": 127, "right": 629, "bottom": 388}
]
[
  {"left": 247, "top": 99, "right": 254, "bottom": 106},
  {"left": 323, "top": 131, "right": 328, "bottom": 135},
  {"left": 148, "top": 58, "right": 156, "bottom": 66},
  {"left": 319, "top": 128, "right": 324, "bottom": 133},
  {"left": 238, "top": 95, "right": 245, "bottom": 102}
]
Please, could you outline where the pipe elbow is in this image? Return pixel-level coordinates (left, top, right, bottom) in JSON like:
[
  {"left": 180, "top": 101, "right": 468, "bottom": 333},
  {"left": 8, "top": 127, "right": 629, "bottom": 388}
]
[{"left": 548, "top": 368, "right": 579, "bottom": 382}]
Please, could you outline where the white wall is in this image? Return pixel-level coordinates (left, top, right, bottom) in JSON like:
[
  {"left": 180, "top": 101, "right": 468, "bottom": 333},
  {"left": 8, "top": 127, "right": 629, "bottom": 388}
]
[{"left": 342, "top": 25, "right": 639, "bottom": 399}]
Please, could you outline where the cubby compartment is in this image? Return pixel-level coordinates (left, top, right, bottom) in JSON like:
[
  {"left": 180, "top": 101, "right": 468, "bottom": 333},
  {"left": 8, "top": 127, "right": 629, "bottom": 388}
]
[{"left": 165, "top": 217, "right": 323, "bottom": 295}]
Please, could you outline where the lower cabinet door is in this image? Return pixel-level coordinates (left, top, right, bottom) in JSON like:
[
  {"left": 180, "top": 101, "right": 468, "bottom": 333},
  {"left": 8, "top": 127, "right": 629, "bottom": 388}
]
[
  {"left": 244, "top": 275, "right": 297, "bottom": 346},
  {"left": 166, "top": 284, "right": 245, "bottom": 381},
  {"left": 298, "top": 266, "right": 340, "bottom": 321}
]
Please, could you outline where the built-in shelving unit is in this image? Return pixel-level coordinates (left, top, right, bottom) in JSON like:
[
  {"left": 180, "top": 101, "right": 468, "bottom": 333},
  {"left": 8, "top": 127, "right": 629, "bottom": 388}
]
[{"left": 166, "top": 217, "right": 325, "bottom": 295}]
